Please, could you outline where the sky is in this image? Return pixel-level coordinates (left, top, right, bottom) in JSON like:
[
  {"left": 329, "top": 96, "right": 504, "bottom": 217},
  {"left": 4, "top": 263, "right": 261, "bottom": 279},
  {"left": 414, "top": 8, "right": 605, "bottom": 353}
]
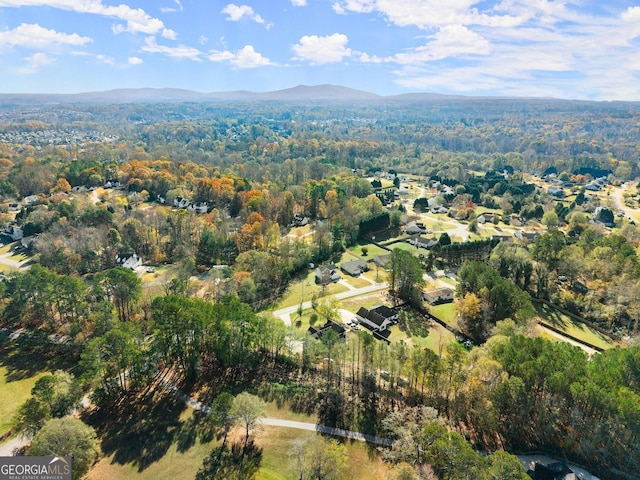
[{"left": 0, "top": 0, "right": 639, "bottom": 100}]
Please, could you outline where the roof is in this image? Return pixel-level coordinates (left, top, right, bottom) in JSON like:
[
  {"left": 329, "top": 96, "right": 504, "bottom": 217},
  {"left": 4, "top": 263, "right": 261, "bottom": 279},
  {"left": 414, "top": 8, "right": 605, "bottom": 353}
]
[
  {"left": 308, "top": 320, "right": 346, "bottom": 339},
  {"left": 424, "top": 287, "right": 454, "bottom": 298},
  {"left": 340, "top": 259, "right": 368, "bottom": 276}
]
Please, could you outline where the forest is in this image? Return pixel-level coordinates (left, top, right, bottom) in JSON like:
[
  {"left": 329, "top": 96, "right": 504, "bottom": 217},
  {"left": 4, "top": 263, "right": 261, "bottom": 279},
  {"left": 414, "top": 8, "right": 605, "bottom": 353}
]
[{"left": 0, "top": 95, "right": 639, "bottom": 480}]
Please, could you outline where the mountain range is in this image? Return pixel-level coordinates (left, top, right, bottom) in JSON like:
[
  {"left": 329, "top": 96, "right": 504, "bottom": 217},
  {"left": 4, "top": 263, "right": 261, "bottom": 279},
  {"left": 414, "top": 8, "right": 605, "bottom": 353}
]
[{"left": 0, "top": 84, "right": 550, "bottom": 104}]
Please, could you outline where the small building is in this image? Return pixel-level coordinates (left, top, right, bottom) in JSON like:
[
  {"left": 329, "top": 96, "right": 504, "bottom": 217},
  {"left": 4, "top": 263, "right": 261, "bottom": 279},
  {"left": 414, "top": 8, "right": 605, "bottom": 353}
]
[
  {"left": 356, "top": 305, "right": 398, "bottom": 332},
  {"left": 308, "top": 320, "right": 346, "bottom": 340},
  {"left": 404, "top": 221, "right": 426, "bottom": 235},
  {"left": 8, "top": 203, "right": 21, "bottom": 212},
  {"left": 423, "top": 287, "right": 455, "bottom": 305},
  {"left": 174, "top": 196, "right": 191, "bottom": 209},
  {"left": 315, "top": 264, "right": 340, "bottom": 285},
  {"left": 116, "top": 252, "right": 142, "bottom": 270},
  {"left": 515, "top": 231, "right": 539, "bottom": 243},
  {"left": 103, "top": 180, "right": 120, "bottom": 189},
  {"left": 532, "top": 462, "right": 576, "bottom": 480},
  {"left": 291, "top": 214, "right": 309, "bottom": 227},
  {"left": 71, "top": 185, "right": 89, "bottom": 193},
  {"left": 188, "top": 201, "right": 209, "bottom": 214},
  {"left": 548, "top": 187, "right": 564, "bottom": 198},
  {"left": 3, "top": 225, "right": 23, "bottom": 241},
  {"left": 156, "top": 194, "right": 166, "bottom": 204},
  {"left": 23, "top": 195, "right": 38, "bottom": 205},
  {"left": 340, "top": 259, "right": 369, "bottom": 277},
  {"left": 372, "top": 254, "right": 390, "bottom": 267},
  {"left": 572, "top": 280, "right": 588, "bottom": 295},
  {"left": 430, "top": 205, "right": 449, "bottom": 214}
]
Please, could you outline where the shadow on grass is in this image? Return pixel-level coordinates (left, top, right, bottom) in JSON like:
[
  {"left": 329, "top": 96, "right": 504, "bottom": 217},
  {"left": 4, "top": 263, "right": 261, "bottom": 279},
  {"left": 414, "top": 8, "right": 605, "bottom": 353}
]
[
  {"left": 0, "top": 335, "right": 76, "bottom": 382},
  {"left": 195, "top": 439, "right": 263, "bottom": 480},
  {"left": 82, "top": 387, "right": 188, "bottom": 472}
]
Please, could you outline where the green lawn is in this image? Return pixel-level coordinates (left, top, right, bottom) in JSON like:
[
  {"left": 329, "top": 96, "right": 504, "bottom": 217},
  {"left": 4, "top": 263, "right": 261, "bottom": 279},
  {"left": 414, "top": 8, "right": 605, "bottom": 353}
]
[
  {"left": 273, "top": 271, "right": 349, "bottom": 310},
  {"left": 87, "top": 400, "right": 389, "bottom": 480},
  {"left": 346, "top": 241, "right": 389, "bottom": 259},
  {"left": 535, "top": 303, "right": 614, "bottom": 350},
  {"left": 0, "top": 337, "right": 74, "bottom": 437},
  {"left": 430, "top": 303, "right": 457, "bottom": 328}
]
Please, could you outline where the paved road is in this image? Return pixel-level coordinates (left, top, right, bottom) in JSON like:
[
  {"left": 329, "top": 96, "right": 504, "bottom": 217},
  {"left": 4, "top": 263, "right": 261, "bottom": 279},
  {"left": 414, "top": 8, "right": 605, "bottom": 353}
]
[
  {"left": 612, "top": 183, "right": 640, "bottom": 220},
  {"left": 272, "top": 282, "right": 389, "bottom": 326}
]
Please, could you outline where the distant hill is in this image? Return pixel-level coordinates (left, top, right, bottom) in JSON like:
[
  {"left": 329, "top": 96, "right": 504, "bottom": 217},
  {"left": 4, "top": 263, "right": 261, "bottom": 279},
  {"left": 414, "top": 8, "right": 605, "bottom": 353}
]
[{"left": 0, "top": 85, "right": 637, "bottom": 105}]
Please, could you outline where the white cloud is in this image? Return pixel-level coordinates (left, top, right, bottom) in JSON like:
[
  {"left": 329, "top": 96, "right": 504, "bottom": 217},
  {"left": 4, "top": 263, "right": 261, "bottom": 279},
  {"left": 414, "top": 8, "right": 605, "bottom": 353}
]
[
  {"left": 333, "top": 0, "right": 521, "bottom": 28},
  {"left": 161, "top": 0, "right": 182, "bottom": 13},
  {"left": 96, "top": 53, "right": 114, "bottom": 64},
  {"left": 392, "top": 25, "right": 490, "bottom": 64},
  {"left": 207, "top": 45, "right": 271, "bottom": 68},
  {"left": 128, "top": 56, "right": 142, "bottom": 65},
  {"left": 221, "top": 3, "right": 265, "bottom": 24},
  {"left": 232, "top": 45, "right": 271, "bottom": 68},
  {"left": 292, "top": 33, "right": 352, "bottom": 64},
  {"left": 290, "top": 0, "right": 307, "bottom": 5},
  {"left": 140, "top": 36, "right": 202, "bottom": 61},
  {"left": 15, "top": 52, "right": 55, "bottom": 73},
  {"left": 0, "top": 0, "right": 175, "bottom": 38},
  {"left": 0, "top": 23, "right": 91, "bottom": 50}
]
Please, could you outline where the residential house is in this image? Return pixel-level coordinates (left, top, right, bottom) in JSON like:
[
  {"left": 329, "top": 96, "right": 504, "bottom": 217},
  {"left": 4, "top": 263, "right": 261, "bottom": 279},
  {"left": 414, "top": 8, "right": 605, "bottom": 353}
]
[
  {"left": 3, "top": 225, "right": 23, "bottom": 241},
  {"left": 308, "top": 320, "right": 346, "bottom": 340},
  {"left": 515, "top": 231, "right": 539, "bottom": 243},
  {"left": 156, "top": 194, "right": 166, "bottom": 204},
  {"left": 548, "top": 187, "right": 564, "bottom": 198},
  {"left": 430, "top": 205, "right": 449, "bottom": 214},
  {"left": 409, "top": 235, "right": 439, "bottom": 249},
  {"left": 315, "top": 264, "right": 340, "bottom": 285},
  {"left": 103, "top": 180, "right": 121, "bottom": 189},
  {"left": 174, "top": 196, "right": 191, "bottom": 209},
  {"left": 356, "top": 305, "right": 399, "bottom": 332},
  {"left": 71, "top": 185, "right": 89, "bottom": 193},
  {"left": 8, "top": 203, "right": 21, "bottom": 212},
  {"left": 372, "top": 254, "right": 390, "bottom": 267},
  {"left": 188, "top": 201, "right": 209, "bottom": 214},
  {"left": 23, "top": 195, "right": 38, "bottom": 205},
  {"left": 340, "top": 259, "right": 369, "bottom": 277},
  {"left": 404, "top": 221, "right": 426, "bottom": 235},
  {"left": 477, "top": 213, "right": 496, "bottom": 224},
  {"left": 115, "top": 252, "right": 142, "bottom": 270},
  {"left": 423, "top": 287, "right": 455, "bottom": 305},
  {"left": 291, "top": 214, "right": 309, "bottom": 227}
]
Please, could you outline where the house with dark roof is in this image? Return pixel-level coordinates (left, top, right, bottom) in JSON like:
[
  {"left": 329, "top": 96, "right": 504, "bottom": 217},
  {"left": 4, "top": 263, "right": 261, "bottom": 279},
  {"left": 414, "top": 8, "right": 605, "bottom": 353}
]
[
  {"left": 116, "top": 252, "right": 142, "bottom": 270},
  {"left": 340, "top": 259, "right": 369, "bottom": 277},
  {"left": 291, "top": 214, "right": 309, "bottom": 227},
  {"left": 356, "top": 305, "right": 398, "bottom": 332},
  {"left": 423, "top": 287, "right": 455, "bottom": 305},
  {"left": 372, "top": 254, "right": 390, "bottom": 267},
  {"left": 532, "top": 462, "right": 576, "bottom": 480},
  {"left": 308, "top": 320, "right": 346, "bottom": 340},
  {"left": 315, "top": 264, "right": 340, "bottom": 285}
]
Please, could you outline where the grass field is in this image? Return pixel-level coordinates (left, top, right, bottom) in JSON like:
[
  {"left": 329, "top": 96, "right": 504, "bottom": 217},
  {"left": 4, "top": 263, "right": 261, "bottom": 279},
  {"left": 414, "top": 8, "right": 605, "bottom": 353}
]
[
  {"left": 430, "top": 302, "right": 457, "bottom": 329},
  {"left": 86, "top": 399, "right": 389, "bottom": 480},
  {"left": 273, "top": 271, "right": 349, "bottom": 310},
  {"left": 0, "top": 337, "right": 74, "bottom": 437},
  {"left": 534, "top": 303, "right": 614, "bottom": 350}
]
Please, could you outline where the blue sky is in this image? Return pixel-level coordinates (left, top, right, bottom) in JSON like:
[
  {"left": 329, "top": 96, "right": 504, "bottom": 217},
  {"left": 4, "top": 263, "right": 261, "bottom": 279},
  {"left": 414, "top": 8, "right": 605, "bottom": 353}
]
[{"left": 0, "top": 0, "right": 639, "bottom": 99}]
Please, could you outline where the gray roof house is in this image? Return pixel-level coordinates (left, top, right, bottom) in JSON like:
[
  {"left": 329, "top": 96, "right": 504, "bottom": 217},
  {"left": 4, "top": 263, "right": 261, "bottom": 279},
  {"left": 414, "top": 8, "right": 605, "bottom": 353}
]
[
  {"left": 340, "top": 259, "right": 369, "bottom": 277},
  {"left": 315, "top": 264, "right": 340, "bottom": 285}
]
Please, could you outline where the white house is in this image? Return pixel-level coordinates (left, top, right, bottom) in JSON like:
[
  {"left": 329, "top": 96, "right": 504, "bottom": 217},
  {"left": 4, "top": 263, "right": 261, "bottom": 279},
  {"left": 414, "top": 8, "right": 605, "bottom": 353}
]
[
  {"left": 423, "top": 287, "right": 454, "bottom": 305},
  {"left": 3, "top": 225, "right": 23, "bottom": 241},
  {"left": 174, "top": 196, "right": 191, "bottom": 209},
  {"left": 116, "top": 252, "right": 142, "bottom": 270},
  {"left": 188, "top": 202, "right": 209, "bottom": 214}
]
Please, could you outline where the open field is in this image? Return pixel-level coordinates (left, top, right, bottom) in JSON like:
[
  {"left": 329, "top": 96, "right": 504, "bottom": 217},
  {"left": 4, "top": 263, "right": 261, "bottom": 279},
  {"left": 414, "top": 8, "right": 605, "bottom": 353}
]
[
  {"left": 86, "top": 398, "right": 388, "bottom": 480},
  {"left": 534, "top": 303, "right": 614, "bottom": 350},
  {"left": 0, "top": 337, "right": 74, "bottom": 436}
]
